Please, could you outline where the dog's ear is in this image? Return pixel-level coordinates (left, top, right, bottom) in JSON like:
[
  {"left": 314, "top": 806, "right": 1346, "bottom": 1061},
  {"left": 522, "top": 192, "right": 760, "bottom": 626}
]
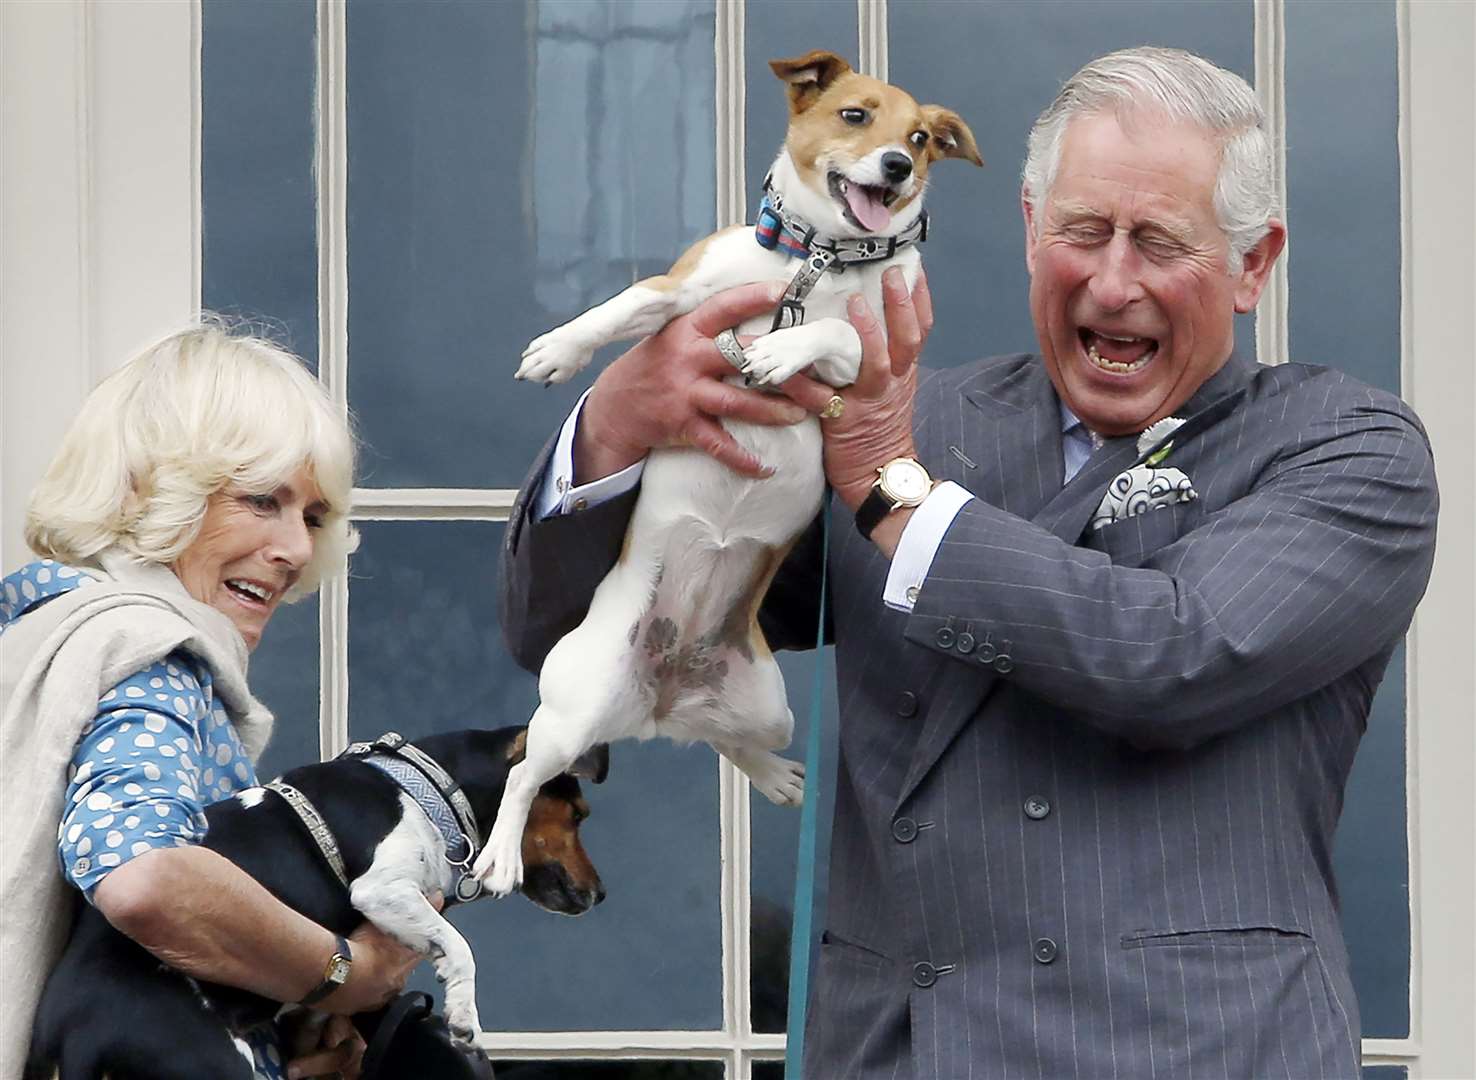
[
  {"left": 921, "top": 106, "right": 983, "bottom": 167},
  {"left": 769, "top": 50, "right": 852, "bottom": 113},
  {"left": 567, "top": 743, "right": 610, "bottom": 785}
]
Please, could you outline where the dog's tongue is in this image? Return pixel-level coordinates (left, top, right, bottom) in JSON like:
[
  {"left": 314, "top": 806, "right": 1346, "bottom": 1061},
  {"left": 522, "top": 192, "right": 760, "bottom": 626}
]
[{"left": 845, "top": 184, "right": 891, "bottom": 232}]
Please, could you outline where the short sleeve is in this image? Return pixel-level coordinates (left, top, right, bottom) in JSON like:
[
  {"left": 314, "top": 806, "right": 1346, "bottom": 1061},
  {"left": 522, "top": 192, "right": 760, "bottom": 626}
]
[{"left": 58, "top": 655, "right": 213, "bottom": 899}]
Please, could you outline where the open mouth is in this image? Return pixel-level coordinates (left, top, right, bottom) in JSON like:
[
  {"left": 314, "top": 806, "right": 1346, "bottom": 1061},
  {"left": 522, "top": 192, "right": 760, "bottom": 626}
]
[
  {"left": 224, "top": 578, "right": 276, "bottom": 608},
  {"left": 827, "top": 170, "right": 900, "bottom": 233},
  {"left": 1079, "top": 328, "right": 1159, "bottom": 375}
]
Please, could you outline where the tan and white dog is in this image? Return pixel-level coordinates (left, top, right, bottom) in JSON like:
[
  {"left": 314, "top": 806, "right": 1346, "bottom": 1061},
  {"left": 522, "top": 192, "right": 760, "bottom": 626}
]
[{"left": 475, "top": 50, "right": 979, "bottom": 896}]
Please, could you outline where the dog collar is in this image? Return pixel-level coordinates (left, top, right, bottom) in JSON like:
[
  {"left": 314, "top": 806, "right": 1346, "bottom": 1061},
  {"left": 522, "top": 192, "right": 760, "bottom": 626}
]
[
  {"left": 756, "top": 177, "right": 928, "bottom": 267},
  {"left": 756, "top": 177, "right": 928, "bottom": 333},
  {"left": 341, "top": 732, "right": 485, "bottom": 904}
]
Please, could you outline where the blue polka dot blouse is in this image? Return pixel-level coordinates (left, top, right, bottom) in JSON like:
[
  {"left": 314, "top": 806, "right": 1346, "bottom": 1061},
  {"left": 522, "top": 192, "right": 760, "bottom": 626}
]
[{"left": 3, "top": 559, "right": 285, "bottom": 1080}]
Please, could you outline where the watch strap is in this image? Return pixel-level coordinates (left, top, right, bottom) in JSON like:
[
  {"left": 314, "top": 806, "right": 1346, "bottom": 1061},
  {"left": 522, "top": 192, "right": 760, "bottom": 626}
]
[
  {"left": 854, "top": 485, "right": 896, "bottom": 540},
  {"left": 300, "top": 933, "right": 352, "bottom": 1006}
]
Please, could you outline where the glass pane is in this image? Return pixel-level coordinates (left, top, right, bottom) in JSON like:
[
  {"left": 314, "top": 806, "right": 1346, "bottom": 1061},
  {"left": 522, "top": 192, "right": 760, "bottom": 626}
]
[
  {"left": 1361, "top": 1069, "right": 1407, "bottom": 1080},
  {"left": 249, "top": 595, "right": 321, "bottom": 780},
  {"left": 492, "top": 1063, "right": 724, "bottom": 1080},
  {"left": 749, "top": 647, "right": 836, "bottom": 1033},
  {"left": 888, "top": 0, "right": 1253, "bottom": 372},
  {"left": 1285, "top": 0, "right": 1409, "bottom": 1038},
  {"left": 750, "top": 1063, "right": 784, "bottom": 1080},
  {"left": 346, "top": 0, "right": 717, "bottom": 488},
  {"left": 347, "top": 522, "right": 722, "bottom": 1030},
  {"left": 201, "top": 0, "right": 318, "bottom": 367}
]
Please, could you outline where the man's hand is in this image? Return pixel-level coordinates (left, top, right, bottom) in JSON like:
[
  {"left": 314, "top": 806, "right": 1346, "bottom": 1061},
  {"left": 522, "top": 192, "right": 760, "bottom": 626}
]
[
  {"left": 782, "top": 266, "right": 934, "bottom": 512},
  {"left": 575, "top": 281, "right": 810, "bottom": 481}
]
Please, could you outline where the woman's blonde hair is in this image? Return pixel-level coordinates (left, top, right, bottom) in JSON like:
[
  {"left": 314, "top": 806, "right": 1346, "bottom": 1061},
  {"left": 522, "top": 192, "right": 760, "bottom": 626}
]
[{"left": 26, "top": 318, "right": 358, "bottom": 599}]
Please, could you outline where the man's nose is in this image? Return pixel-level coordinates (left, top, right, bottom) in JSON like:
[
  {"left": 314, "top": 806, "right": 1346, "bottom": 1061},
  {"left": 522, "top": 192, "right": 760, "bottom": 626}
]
[{"left": 1087, "top": 234, "right": 1144, "bottom": 311}]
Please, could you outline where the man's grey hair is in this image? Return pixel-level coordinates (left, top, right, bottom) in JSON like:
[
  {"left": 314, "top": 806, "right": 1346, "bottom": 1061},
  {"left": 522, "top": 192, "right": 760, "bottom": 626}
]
[{"left": 1022, "top": 46, "right": 1278, "bottom": 271}]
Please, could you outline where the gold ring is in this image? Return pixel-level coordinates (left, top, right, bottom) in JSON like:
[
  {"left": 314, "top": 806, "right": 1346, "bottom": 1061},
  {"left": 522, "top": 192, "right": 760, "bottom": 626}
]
[{"left": 820, "top": 394, "right": 846, "bottom": 420}]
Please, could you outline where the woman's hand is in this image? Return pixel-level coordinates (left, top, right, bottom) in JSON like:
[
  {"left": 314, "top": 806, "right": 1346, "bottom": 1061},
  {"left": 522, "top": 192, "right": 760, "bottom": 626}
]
[
  {"left": 575, "top": 281, "right": 810, "bottom": 481},
  {"left": 316, "top": 915, "right": 431, "bottom": 1016},
  {"left": 284, "top": 1013, "right": 365, "bottom": 1080}
]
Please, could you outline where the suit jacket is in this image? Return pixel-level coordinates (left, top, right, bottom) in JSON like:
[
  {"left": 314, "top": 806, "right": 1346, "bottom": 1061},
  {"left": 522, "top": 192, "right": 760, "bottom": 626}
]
[{"left": 499, "top": 351, "right": 1439, "bottom": 1079}]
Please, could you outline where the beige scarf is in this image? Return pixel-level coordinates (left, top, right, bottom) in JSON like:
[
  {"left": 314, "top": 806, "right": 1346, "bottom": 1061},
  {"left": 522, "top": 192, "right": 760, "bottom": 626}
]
[{"left": 0, "top": 549, "right": 273, "bottom": 1079}]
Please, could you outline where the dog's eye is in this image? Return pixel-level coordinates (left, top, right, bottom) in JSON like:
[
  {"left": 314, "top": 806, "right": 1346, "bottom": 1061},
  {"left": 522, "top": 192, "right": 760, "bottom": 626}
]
[
  {"left": 910, "top": 130, "right": 929, "bottom": 148},
  {"left": 839, "top": 107, "right": 869, "bottom": 126}
]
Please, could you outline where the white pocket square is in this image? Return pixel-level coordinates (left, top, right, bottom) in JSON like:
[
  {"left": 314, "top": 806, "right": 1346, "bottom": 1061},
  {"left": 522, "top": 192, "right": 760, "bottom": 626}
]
[{"left": 1091, "top": 464, "right": 1197, "bottom": 531}]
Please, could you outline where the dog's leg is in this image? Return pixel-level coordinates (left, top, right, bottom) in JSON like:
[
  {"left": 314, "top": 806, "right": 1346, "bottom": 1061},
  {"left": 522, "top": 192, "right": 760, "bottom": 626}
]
[
  {"left": 739, "top": 317, "right": 863, "bottom": 388},
  {"left": 349, "top": 879, "right": 484, "bottom": 1045},
  {"left": 516, "top": 279, "right": 716, "bottom": 385},
  {"left": 715, "top": 740, "right": 806, "bottom": 807},
  {"left": 473, "top": 706, "right": 588, "bottom": 897}
]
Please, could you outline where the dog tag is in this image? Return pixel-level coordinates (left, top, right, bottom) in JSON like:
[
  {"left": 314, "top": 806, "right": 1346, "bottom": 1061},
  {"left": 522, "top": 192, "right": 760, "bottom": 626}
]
[{"left": 454, "top": 875, "right": 484, "bottom": 903}]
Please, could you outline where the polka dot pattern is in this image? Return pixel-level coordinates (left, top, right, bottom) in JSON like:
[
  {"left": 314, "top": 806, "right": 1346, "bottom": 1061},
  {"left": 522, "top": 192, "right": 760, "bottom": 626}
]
[{"left": 57, "top": 653, "right": 259, "bottom": 898}]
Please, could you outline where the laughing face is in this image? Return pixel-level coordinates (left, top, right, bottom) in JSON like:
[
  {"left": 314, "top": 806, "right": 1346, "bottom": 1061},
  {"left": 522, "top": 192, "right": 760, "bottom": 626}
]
[
  {"left": 1023, "top": 111, "right": 1282, "bottom": 436},
  {"left": 171, "top": 464, "right": 326, "bottom": 650}
]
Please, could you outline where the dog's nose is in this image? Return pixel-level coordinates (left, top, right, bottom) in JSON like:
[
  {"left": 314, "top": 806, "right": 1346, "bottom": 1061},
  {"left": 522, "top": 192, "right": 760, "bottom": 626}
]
[{"left": 882, "top": 151, "right": 913, "bottom": 183}]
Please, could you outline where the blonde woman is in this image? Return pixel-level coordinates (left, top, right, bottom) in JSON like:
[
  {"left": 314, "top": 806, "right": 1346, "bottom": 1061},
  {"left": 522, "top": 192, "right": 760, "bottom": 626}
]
[{"left": 3, "top": 322, "right": 419, "bottom": 1080}]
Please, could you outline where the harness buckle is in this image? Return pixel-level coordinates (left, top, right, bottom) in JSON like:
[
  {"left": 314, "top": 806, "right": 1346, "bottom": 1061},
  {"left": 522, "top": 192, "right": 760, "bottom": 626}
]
[
  {"left": 373, "top": 731, "right": 406, "bottom": 752},
  {"left": 771, "top": 298, "right": 807, "bottom": 332}
]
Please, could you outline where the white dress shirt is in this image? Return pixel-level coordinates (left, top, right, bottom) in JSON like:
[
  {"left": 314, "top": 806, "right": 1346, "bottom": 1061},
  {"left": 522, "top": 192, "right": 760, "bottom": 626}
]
[{"left": 536, "top": 394, "right": 1095, "bottom": 612}]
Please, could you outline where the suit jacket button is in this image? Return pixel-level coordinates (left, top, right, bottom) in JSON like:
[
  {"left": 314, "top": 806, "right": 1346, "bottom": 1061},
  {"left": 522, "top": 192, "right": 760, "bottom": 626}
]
[
  {"left": 993, "top": 654, "right": 1014, "bottom": 674},
  {"left": 935, "top": 626, "right": 955, "bottom": 648},
  {"left": 895, "top": 691, "right": 918, "bottom": 718},
  {"left": 955, "top": 631, "right": 976, "bottom": 654},
  {"left": 912, "top": 961, "right": 937, "bottom": 988},
  {"left": 1024, "top": 796, "right": 1050, "bottom": 820},
  {"left": 1033, "top": 937, "right": 1059, "bottom": 964},
  {"left": 892, "top": 817, "right": 919, "bottom": 844}
]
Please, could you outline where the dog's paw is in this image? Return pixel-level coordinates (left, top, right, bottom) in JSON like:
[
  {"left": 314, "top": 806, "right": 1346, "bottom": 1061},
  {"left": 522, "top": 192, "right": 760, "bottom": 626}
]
[
  {"left": 740, "top": 335, "right": 815, "bottom": 387},
  {"left": 443, "top": 1003, "right": 482, "bottom": 1048},
  {"left": 743, "top": 751, "right": 806, "bottom": 807},
  {"left": 472, "top": 829, "right": 524, "bottom": 898},
  {"left": 516, "top": 329, "right": 594, "bottom": 385}
]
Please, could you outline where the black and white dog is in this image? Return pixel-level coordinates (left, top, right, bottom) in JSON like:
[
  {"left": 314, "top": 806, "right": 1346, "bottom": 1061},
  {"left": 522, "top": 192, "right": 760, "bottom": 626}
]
[{"left": 27, "top": 726, "right": 606, "bottom": 1080}]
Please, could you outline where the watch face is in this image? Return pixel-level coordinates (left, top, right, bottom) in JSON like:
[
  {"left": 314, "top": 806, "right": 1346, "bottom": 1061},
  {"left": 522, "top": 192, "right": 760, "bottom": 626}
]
[
  {"left": 880, "top": 459, "right": 932, "bottom": 504},
  {"left": 328, "top": 955, "right": 351, "bottom": 983}
]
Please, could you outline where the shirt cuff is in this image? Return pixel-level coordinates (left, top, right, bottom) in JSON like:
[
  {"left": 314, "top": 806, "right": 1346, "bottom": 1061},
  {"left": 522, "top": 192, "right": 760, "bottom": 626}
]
[
  {"left": 534, "top": 388, "right": 646, "bottom": 520},
  {"left": 883, "top": 480, "right": 974, "bottom": 611}
]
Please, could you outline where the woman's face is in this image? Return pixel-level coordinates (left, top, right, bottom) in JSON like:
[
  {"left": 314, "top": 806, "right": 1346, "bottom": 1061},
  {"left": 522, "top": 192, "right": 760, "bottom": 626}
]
[{"left": 171, "top": 464, "right": 326, "bottom": 650}]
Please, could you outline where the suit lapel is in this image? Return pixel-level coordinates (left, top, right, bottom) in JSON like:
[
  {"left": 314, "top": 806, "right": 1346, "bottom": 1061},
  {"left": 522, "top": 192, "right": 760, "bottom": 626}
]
[{"left": 895, "top": 352, "right": 1259, "bottom": 810}]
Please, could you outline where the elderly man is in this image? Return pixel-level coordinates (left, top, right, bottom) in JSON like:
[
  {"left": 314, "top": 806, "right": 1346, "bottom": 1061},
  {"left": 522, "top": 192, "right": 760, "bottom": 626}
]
[{"left": 499, "top": 47, "right": 1438, "bottom": 1078}]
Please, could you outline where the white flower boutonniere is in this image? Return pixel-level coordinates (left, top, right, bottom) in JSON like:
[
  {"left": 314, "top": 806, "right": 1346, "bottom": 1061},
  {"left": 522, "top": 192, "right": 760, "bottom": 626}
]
[{"left": 1091, "top": 417, "right": 1197, "bottom": 531}]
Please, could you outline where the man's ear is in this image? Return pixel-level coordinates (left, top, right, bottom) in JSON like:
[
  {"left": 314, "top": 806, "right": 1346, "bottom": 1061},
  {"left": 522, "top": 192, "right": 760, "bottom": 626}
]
[
  {"left": 1232, "top": 220, "right": 1287, "bottom": 313},
  {"left": 568, "top": 743, "right": 610, "bottom": 785},
  {"left": 769, "top": 50, "right": 852, "bottom": 114},
  {"left": 1022, "top": 191, "right": 1040, "bottom": 276},
  {"left": 921, "top": 106, "right": 983, "bottom": 167}
]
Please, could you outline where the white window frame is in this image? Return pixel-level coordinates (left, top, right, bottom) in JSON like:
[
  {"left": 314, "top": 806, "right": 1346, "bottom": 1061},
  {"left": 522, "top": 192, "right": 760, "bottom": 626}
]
[{"left": 3, "top": 2, "right": 1470, "bottom": 1076}]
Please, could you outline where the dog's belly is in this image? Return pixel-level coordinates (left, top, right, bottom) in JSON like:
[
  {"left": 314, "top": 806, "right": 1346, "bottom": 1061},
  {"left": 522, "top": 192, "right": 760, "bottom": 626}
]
[{"left": 542, "top": 420, "right": 819, "bottom": 745}]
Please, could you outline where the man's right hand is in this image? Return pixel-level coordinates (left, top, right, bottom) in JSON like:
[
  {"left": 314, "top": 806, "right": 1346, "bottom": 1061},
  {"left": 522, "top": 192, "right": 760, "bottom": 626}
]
[{"left": 574, "top": 281, "right": 809, "bottom": 482}]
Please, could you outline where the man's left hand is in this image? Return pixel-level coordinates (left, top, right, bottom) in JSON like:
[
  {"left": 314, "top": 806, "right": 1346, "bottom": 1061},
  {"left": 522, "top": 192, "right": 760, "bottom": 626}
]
[{"left": 780, "top": 265, "right": 933, "bottom": 511}]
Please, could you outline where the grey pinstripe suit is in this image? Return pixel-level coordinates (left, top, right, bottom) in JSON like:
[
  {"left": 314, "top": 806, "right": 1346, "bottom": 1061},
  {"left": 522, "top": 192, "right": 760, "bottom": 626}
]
[{"left": 498, "top": 350, "right": 1438, "bottom": 1079}]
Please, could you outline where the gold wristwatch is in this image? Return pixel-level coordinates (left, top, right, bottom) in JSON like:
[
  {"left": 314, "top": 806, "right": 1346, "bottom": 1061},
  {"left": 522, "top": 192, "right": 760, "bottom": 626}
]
[{"left": 854, "top": 457, "right": 936, "bottom": 540}]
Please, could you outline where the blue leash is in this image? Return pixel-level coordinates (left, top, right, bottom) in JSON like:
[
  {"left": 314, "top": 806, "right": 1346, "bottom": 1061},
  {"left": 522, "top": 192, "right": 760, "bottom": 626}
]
[{"left": 784, "top": 494, "right": 830, "bottom": 1079}]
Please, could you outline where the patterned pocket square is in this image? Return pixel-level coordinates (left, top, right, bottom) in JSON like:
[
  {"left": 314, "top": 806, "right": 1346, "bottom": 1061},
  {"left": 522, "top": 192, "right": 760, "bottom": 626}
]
[{"left": 1090, "top": 464, "right": 1198, "bottom": 531}]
